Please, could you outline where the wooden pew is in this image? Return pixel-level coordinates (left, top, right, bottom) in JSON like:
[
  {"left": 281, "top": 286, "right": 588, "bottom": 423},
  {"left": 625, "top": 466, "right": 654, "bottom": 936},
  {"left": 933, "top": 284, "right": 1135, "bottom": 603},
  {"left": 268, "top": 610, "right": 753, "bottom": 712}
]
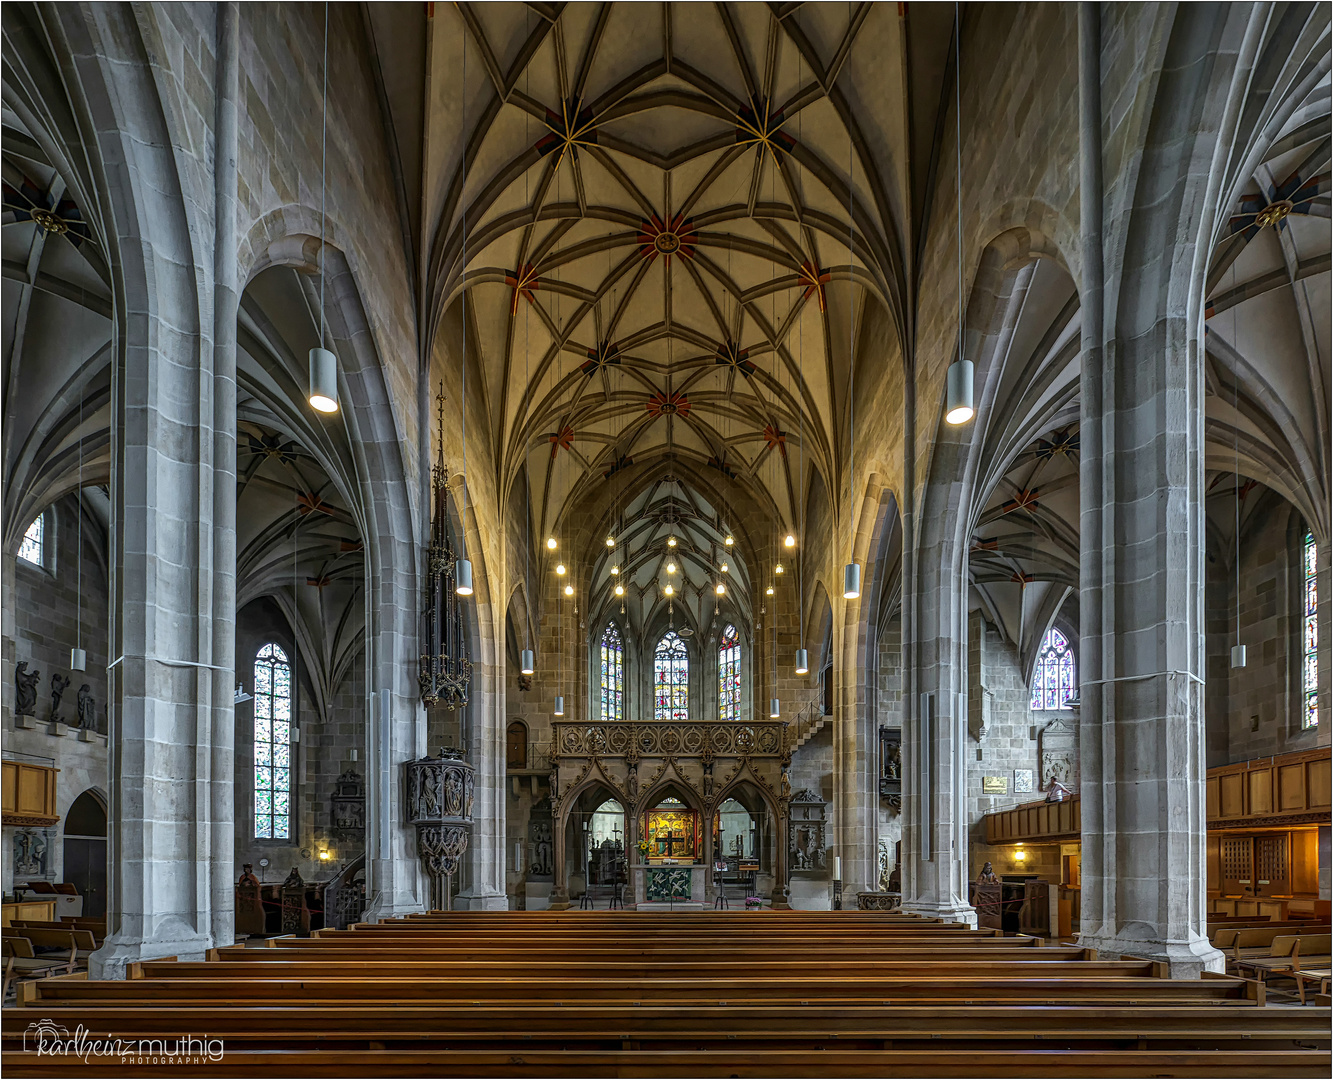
[
  {"left": 1235, "top": 934, "right": 1333, "bottom": 985},
  {"left": 2, "top": 926, "right": 97, "bottom": 963}
]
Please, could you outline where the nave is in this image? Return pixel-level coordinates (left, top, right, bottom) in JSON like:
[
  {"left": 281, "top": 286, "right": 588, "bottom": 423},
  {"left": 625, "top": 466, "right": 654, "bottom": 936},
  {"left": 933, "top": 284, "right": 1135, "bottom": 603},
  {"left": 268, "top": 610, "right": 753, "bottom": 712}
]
[{"left": 3, "top": 911, "right": 1330, "bottom": 1077}]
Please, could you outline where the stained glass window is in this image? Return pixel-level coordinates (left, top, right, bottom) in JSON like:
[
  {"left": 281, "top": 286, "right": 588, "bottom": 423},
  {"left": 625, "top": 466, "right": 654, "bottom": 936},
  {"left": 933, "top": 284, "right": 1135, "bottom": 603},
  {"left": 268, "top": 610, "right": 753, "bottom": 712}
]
[
  {"left": 17, "top": 515, "right": 43, "bottom": 567},
  {"left": 253, "top": 643, "right": 292, "bottom": 839},
  {"left": 1303, "top": 532, "right": 1318, "bottom": 729},
  {"left": 1030, "top": 627, "right": 1076, "bottom": 711},
  {"left": 600, "top": 623, "right": 624, "bottom": 722},
  {"left": 654, "top": 631, "right": 689, "bottom": 721},
  {"left": 718, "top": 624, "right": 741, "bottom": 722}
]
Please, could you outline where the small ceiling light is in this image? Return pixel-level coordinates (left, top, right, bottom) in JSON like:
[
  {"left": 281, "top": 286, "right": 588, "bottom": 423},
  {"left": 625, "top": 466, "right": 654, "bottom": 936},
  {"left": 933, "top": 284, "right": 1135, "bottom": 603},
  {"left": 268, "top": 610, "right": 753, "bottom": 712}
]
[
  {"left": 784, "top": 533, "right": 796, "bottom": 548},
  {"left": 766, "top": 584, "right": 774, "bottom": 596},
  {"left": 945, "top": 359, "right": 975, "bottom": 425},
  {"left": 795, "top": 648, "right": 809, "bottom": 675},
  {"left": 564, "top": 583, "right": 573, "bottom": 596},
  {"left": 769, "top": 698, "right": 780, "bottom": 719},
  {"left": 725, "top": 534, "right": 734, "bottom": 546},
  {"left": 720, "top": 561, "right": 729, "bottom": 574},
  {"left": 309, "top": 347, "right": 339, "bottom": 414},
  {"left": 614, "top": 583, "right": 624, "bottom": 597},
  {"left": 667, "top": 535, "right": 677, "bottom": 547},
  {"left": 520, "top": 649, "right": 535, "bottom": 675},
  {"left": 843, "top": 562, "right": 861, "bottom": 600},
  {"left": 547, "top": 537, "right": 558, "bottom": 550},
  {"left": 715, "top": 582, "right": 726, "bottom": 596},
  {"left": 663, "top": 584, "right": 674, "bottom": 597},
  {"left": 318, "top": 849, "right": 331, "bottom": 861},
  {"left": 610, "top": 564, "right": 620, "bottom": 575},
  {"left": 666, "top": 561, "right": 677, "bottom": 574},
  {"left": 606, "top": 535, "right": 616, "bottom": 547},
  {"left": 456, "top": 558, "right": 474, "bottom": 595},
  {"left": 556, "top": 563, "right": 567, "bottom": 576},
  {"left": 775, "top": 562, "right": 784, "bottom": 575},
  {"left": 553, "top": 695, "right": 564, "bottom": 716}
]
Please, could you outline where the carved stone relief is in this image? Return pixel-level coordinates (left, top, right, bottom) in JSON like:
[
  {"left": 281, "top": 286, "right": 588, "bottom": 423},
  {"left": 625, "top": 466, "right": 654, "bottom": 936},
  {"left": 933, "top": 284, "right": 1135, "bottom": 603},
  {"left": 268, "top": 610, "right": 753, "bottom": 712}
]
[{"left": 1038, "top": 717, "right": 1077, "bottom": 791}]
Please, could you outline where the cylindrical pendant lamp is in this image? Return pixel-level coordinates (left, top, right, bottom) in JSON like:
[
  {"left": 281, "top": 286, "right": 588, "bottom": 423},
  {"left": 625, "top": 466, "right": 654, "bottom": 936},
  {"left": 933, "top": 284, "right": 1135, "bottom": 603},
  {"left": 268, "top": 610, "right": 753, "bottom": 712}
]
[
  {"left": 520, "top": 648, "right": 535, "bottom": 675},
  {"left": 945, "top": 359, "right": 974, "bottom": 425},
  {"left": 795, "top": 648, "right": 809, "bottom": 675},
  {"left": 455, "top": 558, "right": 473, "bottom": 595},
  {"left": 1231, "top": 644, "right": 1247, "bottom": 668},
  {"left": 769, "top": 698, "right": 780, "bottom": 719},
  {"left": 308, "top": 347, "right": 339, "bottom": 414},
  {"left": 843, "top": 562, "right": 862, "bottom": 600},
  {"left": 553, "top": 695, "right": 565, "bottom": 716},
  {"left": 70, "top": 647, "right": 86, "bottom": 672}
]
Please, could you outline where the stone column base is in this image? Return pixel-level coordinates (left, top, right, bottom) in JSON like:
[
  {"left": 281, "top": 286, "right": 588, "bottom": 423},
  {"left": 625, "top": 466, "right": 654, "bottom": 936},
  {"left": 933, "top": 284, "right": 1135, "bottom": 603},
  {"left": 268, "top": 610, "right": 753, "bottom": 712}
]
[
  {"left": 547, "top": 887, "right": 571, "bottom": 911},
  {"left": 1078, "top": 928, "right": 1225, "bottom": 977},
  {"left": 456, "top": 890, "right": 508, "bottom": 911},
  {"left": 899, "top": 898, "right": 978, "bottom": 927},
  {"left": 90, "top": 924, "right": 211, "bottom": 980}
]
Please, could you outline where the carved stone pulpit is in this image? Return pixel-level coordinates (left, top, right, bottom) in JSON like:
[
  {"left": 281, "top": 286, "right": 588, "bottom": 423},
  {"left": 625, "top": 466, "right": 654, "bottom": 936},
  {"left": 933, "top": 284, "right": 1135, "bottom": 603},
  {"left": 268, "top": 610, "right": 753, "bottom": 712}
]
[{"left": 406, "top": 748, "right": 475, "bottom": 910}]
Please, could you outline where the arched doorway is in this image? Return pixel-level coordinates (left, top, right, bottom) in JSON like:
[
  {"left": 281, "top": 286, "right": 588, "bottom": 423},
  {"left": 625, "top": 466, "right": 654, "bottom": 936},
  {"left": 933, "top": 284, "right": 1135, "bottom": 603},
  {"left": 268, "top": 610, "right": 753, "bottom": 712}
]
[
  {"left": 562, "top": 786, "right": 627, "bottom": 902},
  {"left": 712, "top": 784, "right": 772, "bottom": 902},
  {"left": 63, "top": 790, "right": 107, "bottom": 917}
]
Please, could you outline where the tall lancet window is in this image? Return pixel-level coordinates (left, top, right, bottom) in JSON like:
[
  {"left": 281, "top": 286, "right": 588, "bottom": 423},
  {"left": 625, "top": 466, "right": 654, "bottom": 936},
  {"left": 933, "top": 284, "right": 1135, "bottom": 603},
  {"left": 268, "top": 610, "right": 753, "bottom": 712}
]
[
  {"left": 1304, "top": 531, "right": 1319, "bottom": 729},
  {"left": 18, "top": 515, "right": 43, "bottom": 567},
  {"left": 1030, "top": 627, "right": 1076, "bottom": 711},
  {"left": 253, "top": 643, "right": 292, "bottom": 839},
  {"left": 654, "top": 631, "right": 689, "bottom": 721},
  {"left": 718, "top": 624, "right": 741, "bottom": 722},
  {"left": 600, "top": 623, "right": 624, "bottom": 722}
]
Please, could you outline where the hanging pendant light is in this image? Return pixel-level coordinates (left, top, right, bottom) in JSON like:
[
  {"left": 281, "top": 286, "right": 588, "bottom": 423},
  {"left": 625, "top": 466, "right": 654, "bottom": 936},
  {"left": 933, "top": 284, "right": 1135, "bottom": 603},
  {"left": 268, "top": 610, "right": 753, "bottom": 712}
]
[
  {"left": 553, "top": 695, "right": 565, "bottom": 716},
  {"left": 724, "top": 533, "right": 734, "bottom": 547},
  {"left": 944, "top": 4, "right": 973, "bottom": 428},
  {"left": 71, "top": 393, "right": 86, "bottom": 671},
  {"left": 1231, "top": 645, "right": 1247, "bottom": 668},
  {"left": 520, "top": 648, "right": 535, "bottom": 675},
  {"left": 715, "top": 582, "right": 726, "bottom": 596},
  {"left": 308, "top": 6, "right": 338, "bottom": 415},
  {"left": 843, "top": 562, "right": 862, "bottom": 600},
  {"left": 309, "top": 347, "right": 339, "bottom": 413},
  {"left": 769, "top": 697, "right": 780, "bottom": 719},
  {"left": 455, "top": 557, "right": 473, "bottom": 595},
  {"left": 547, "top": 536, "right": 557, "bottom": 550},
  {"left": 795, "top": 648, "right": 809, "bottom": 675},
  {"left": 71, "top": 647, "right": 87, "bottom": 672},
  {"left": 945, "top": 359, "right": 974, "bottom": 425},
  {"left": 784, "top": 533, "right": 796, "bottom": 548},
  {"left": 605, "top": 534, "right": 615, "bottom": 547},
  {"left": 614, "top": 582, "right": 624, "bottom": 597}
]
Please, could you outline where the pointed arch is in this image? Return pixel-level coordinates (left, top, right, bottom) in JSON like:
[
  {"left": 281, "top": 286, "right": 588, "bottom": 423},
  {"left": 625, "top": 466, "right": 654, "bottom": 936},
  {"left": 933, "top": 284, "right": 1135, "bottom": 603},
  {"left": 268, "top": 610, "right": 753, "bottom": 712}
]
[{"left": 653, "top": 630, "right": 689, "bottom": 720}]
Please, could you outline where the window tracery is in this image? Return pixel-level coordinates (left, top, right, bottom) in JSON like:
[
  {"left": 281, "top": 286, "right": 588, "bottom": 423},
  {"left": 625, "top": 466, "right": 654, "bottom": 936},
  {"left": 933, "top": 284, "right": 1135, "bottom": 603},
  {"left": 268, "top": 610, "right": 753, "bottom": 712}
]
[
  {"left": 253, "top": 643, "right": 292, "bottom": 839},
  {"left": 1030, "top": 627, "right": 1075, "bottom": 711},
  {"left": 600, "top": 623, "right": 624, "bottom": 722},
  {"left": 718, "top": 624, "right": 740, "bottom": 722},
  {"left": 654, "top": 631, "right": 689, "bottom": 721}
]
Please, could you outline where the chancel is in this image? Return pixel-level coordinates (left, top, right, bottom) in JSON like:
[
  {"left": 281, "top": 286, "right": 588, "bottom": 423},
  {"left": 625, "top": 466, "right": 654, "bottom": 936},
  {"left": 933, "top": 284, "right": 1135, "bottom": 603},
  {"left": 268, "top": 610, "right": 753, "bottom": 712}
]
[{"left": 1, "top": 1, "right": 1330, "bottom": 1077}]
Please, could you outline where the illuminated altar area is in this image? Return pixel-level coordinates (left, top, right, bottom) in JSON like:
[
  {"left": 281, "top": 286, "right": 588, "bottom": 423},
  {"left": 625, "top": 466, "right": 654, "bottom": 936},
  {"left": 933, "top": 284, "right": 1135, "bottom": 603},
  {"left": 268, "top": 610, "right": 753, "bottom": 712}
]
[{"left": 634, "top": 795, "right": 706, "bottom": 907}]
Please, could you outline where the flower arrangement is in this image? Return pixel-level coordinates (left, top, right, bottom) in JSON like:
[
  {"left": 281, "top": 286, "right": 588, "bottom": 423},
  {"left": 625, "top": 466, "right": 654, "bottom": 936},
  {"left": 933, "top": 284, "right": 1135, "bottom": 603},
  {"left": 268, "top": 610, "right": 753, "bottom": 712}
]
[
  {"left": 744, "top": 895, "right": 763, "bottom": 909},
  {"left": 637, "top": 839, "right": 650, "bottom": 858}
]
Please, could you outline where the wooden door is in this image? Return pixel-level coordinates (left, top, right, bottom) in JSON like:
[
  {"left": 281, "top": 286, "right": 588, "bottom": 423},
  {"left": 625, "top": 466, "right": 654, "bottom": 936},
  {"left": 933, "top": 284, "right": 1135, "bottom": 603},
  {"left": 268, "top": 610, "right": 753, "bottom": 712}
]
[
  {"left": 62, "top": 837, "right": 107, "bottom": 917},
  {"left": 1253, "top": 833, "right": 1290, "bottom": 896},
  {"left": 1220, "top": 835, "right": 1254, "bottom": 895},
  {"left": 506, "top": 721, "right": 527, "bottom": 771}
]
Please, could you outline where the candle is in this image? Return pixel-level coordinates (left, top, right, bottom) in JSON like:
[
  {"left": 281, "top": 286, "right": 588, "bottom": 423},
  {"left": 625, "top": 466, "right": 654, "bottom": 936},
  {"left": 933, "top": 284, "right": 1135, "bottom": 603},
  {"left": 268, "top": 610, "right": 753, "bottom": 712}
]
[{"left": 834, "top": 856, "right": 842, "bottom": 879}]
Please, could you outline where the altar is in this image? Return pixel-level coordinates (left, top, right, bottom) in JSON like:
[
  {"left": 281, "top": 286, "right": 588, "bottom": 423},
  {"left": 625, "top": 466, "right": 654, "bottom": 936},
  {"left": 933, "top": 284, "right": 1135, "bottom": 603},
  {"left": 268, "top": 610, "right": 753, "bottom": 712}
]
[{"left": 632, "top": 862, "right": 707, "bottom": 907}]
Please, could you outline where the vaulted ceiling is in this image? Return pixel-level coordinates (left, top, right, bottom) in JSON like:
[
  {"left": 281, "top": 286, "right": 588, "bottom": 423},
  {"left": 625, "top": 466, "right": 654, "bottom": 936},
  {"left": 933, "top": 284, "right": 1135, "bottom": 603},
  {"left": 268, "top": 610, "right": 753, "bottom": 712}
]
[{"left": 424, "top": 1, "right": 923, "bottom": 553}]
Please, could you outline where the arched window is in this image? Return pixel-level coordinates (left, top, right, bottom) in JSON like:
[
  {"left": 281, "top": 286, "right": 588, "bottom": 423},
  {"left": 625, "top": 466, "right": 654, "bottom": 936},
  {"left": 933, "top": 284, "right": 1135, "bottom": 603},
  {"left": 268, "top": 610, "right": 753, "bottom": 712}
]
[
  {"left": 1030, "top": 627, "right": 1076, "bottom": 711},
  {"left": 654, "top": 631, "right": 689, "bottom": 720},
  {"left": 600, "top": 623, "right": 624, "bottom": 722},
  {"left": 1303, "top": 531, "right": 1319, "bottom": 729},
  {"left": 17, "top": 514, "right": 43, "bottom": 567},
  {"left": 718, "top": 624, "right": 741, "bottom": 722},
  {"left": 253, "top": 643, "right": 291, "bottom": 839}
]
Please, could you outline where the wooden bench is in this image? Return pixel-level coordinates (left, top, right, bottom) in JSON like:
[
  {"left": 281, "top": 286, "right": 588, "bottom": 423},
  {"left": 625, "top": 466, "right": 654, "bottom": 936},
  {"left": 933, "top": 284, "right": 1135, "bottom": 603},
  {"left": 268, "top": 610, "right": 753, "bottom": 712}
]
[
  {"left": 1236, "top": 934, "right": 1333, "bottom": 987},
  {"left": 9, "top": 920, "right": 105, "bottom": 946},
  {"left": 1, "top": 937, "right": 76, "bottom": 1001},
  {"left": 4, "top": 1045, "right": 1331, "bottom": 1077},
  {"left": 2, "top": 926, "right": 97, "bottom": 963},
  {"left": 1229, "top": 929, "right": 1331, "bottom": 972}
]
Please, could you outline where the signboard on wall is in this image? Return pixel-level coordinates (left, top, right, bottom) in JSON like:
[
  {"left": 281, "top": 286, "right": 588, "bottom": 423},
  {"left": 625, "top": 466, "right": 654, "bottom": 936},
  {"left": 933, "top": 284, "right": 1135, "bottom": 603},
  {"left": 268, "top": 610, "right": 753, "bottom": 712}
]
[{"left": 982, "top": 775, "right": 1009, "bottom": 795}]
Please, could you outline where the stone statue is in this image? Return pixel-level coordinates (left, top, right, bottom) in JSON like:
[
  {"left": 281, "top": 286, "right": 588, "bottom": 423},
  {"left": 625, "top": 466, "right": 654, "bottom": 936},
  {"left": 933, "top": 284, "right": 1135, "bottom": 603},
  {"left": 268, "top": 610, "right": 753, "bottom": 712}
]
[
  {"left": 517, "top": 674, "right": 533, "bottom": 692},
  {"left": 238, "top": 863, "right": 260, "bottom": 886},
  {"left": 977, "top": 861, "right": 999, "bottom": 884},
  {"left": 49, "top": 672, "right": 71, "bottom": 720},
  {"left": 282, "top": 866, "right": 304, "bottom": 889},
  {"left": 14, "top": 831, "right": 48, "bottom": 877},
  {"left": 77, "top": 684, "right": 96, "bottom": 731},
  {"left": 886, "top": 742, "right": 901, "bottom": 780},
  {"left": 15, "top": 662, "right": 39, "bottom": 716}
]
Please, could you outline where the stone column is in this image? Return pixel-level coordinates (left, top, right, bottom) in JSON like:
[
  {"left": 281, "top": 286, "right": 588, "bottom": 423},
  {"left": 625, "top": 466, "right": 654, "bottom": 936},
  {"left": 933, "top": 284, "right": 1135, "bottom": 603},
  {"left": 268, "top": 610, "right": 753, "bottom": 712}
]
[
  {"left": 899, "top": 540, "right": 975, "bottom": 926},
  {"left": 1076, "top": 2, "right": 1222, "bottom": 976},
  {"left": 207, "top": 0, "right": 240, "bottom": 952}
]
